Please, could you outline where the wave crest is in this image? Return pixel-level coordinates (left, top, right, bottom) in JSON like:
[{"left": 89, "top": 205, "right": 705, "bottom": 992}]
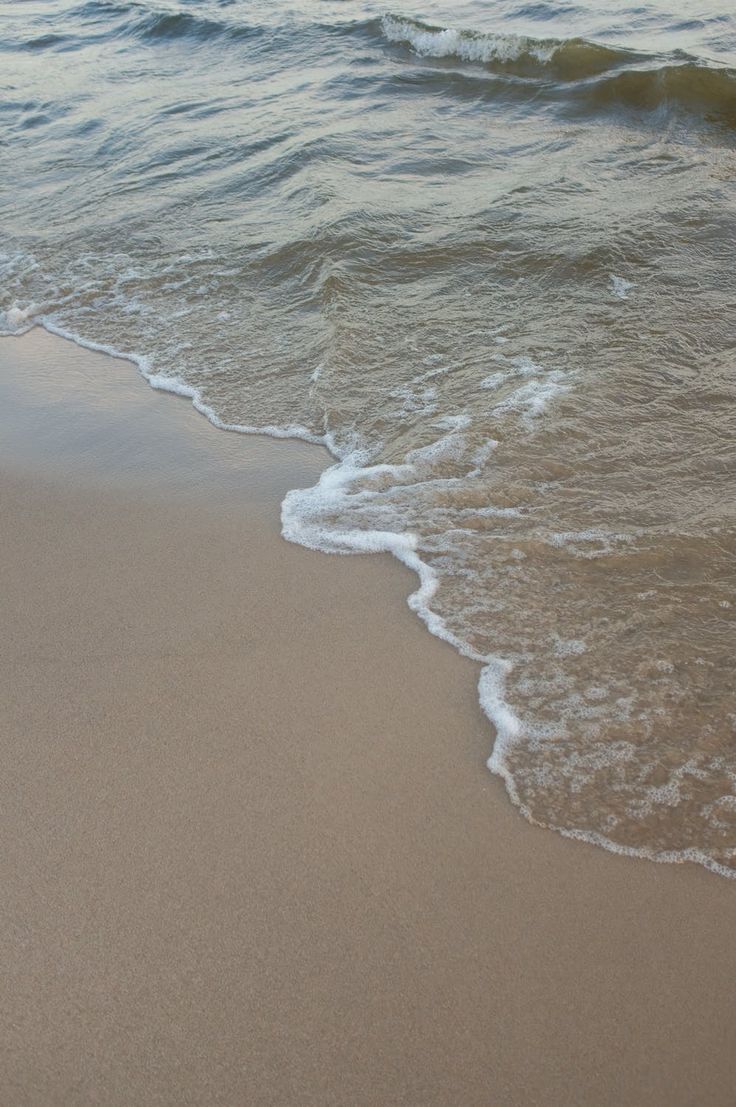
[
  {"left": 379, "top": 14, "right": 736, "bottom": 126},
  {"left": 380, "top": 14, "right": 630, "bottom": 79},
  {"left": 67, "top": 0, "right": 257, "bottom": 44}
]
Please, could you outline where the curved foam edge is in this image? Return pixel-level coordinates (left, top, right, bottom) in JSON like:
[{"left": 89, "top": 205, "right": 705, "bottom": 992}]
[
  {"left": 3, "top": 313, "right": 733, "bottom": 881},
  {"left": 380, "top": 13, "right": 557, "bottom": 65}
]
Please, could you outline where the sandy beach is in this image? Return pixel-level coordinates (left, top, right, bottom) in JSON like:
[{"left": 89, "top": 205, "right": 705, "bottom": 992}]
[{"left": 2, "top": 328, "right": 736, "bottom": 1107}]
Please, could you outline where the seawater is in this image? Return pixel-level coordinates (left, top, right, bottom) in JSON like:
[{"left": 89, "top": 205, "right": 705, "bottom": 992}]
[{"left": 1, "top": 0, "right": 735, "bottom": 875}]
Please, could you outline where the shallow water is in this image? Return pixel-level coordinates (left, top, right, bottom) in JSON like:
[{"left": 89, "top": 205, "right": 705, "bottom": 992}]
[{"left": 1, "top": 0, "right": 735, "bottom": 875}]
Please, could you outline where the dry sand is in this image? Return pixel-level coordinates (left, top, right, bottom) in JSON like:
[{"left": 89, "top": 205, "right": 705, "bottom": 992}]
[{"left": 2, "top": 328, "right": 735, "bottom": 1107}]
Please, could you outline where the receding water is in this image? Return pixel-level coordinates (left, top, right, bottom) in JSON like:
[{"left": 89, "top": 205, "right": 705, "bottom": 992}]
[{"left": 1, "top": 0, "right": 735, "bottom": 874}]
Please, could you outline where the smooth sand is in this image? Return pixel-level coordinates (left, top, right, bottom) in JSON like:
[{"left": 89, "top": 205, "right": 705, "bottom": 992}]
[{"left": 2, "top": 328, "right": 736, "bottom": 1107}]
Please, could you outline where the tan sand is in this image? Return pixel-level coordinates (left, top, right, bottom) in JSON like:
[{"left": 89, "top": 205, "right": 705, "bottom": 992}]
[{"left": 2, "top": 328, "right": 735, "bottom": 1107}]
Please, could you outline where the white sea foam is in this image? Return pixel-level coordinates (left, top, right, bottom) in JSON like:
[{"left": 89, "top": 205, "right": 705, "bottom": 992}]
[
  {"left": 467, "top": 437, "right": 497, "bottom": 478},
  {"left": 554, "top": 636, "right": 587, "bottom": 657},
  {"left": 35, "top": 316, "right": 327, "bottom": 446},
  {"left": 544, "top": 527, "right": 638, "bottom": 557},
  {"left": 432, "top": 412, "right": 472, "bottom": 431},
  {"left": 381, "top": 15, "right": 556, "bottom": 66},
  {"left": 0, "top": 301, "right": 37, "bottom": 333},
  {"left": 491, "top": 369, "right": 568, "bottom": 425},
  {"left": 480, "top": 356, "right": 549, "bottom": 391},
  {"left": 610, "top": 274, "right": 635, "bottom": 299},
  {"left": 480, "top": 355, "right": 568, "bottom": 429},
  {"left": 391, "top": 382, "right": 439, "bottom": 418}
]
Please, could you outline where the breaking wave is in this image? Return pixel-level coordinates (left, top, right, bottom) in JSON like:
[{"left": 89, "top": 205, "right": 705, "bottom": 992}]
[
  {"left": 380, "top": 14, "right": 736, "bottom": 126},
  {"left": 380, "top": 13, "right": 631, "bottom": 77}
]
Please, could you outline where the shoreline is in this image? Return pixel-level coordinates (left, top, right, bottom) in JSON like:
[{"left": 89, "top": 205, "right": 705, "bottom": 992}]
[
  {"left": 11, "top": 321, "right": 729, "bottom": 880},
  {"left": 2, "top": 328, "right": 736, "bottom": 1105}
]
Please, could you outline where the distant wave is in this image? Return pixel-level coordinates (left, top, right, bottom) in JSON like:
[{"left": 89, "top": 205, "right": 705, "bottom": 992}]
[
  {"left": 380, "top": 14, "right": 736, "bottom": 126},
  {"left": 63, "top": 0, "right": 259, "bottom": 44}
]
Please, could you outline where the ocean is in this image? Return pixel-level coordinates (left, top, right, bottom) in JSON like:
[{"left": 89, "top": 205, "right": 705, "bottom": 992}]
[{"left": 1, "top": 0, "right": 735, "bottom": 875}]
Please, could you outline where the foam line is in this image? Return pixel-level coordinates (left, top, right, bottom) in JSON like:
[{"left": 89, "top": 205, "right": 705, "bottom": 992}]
[{"left": 2, "top": 311, "right": 733, "bottom": 880}]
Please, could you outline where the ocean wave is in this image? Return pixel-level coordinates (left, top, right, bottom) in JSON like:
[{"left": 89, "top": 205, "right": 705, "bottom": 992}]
[
  {"left": 380, "top": 14, "right": 638, "bottom": 78},
  {"left": 593, "top": 60, "right": 736, "bottom": 125},
  {"left": 64, "top": 0, "right": 259, "bottom": 44},
  {"left": 380, "top": 14, "right": 736, "bottom": 126},
  {"left": 17, "top": 33, "right": 70, "bottom": 51}
]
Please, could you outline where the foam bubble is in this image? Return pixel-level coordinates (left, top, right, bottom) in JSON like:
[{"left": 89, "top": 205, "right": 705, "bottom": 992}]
[
  {"left": 1, "top": 301, "right": 37, "bottom": 333},
  {"left": 610, "top": 274, "right": 635, "bottom": 299},
  {"left": 433, "top": 413, "right": 472, "bottom": 431},
  {"left": 491, "top": 370, "right": 568, "bottom": 424}
]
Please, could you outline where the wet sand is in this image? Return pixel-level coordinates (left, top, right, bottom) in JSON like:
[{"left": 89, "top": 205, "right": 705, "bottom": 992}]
[{"left": 2, "top": 328, "right": 735, "bottom": 1107}]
